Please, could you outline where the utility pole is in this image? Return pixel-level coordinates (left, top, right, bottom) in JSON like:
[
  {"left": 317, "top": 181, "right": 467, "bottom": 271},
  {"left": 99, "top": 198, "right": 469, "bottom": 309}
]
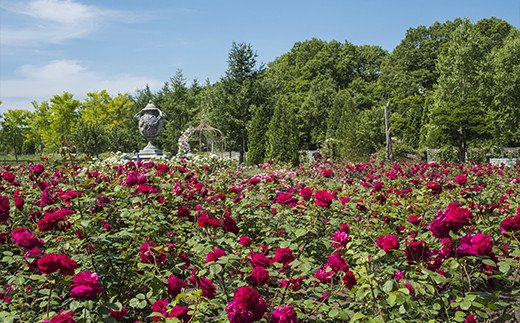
[{"left": 384, "top": 102, "right": 392, "bottom": 161}]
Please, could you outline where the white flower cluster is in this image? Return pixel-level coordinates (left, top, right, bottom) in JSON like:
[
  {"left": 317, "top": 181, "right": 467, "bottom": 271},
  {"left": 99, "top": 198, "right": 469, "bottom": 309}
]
[{"left": 177, "top": 127, "right": 193, "bottom": 157}]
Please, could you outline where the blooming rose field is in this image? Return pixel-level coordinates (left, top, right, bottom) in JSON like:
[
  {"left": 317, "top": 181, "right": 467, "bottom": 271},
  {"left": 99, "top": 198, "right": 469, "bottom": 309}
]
[{"left": 0, "top": 157, "right": 519, "bottom": 322}]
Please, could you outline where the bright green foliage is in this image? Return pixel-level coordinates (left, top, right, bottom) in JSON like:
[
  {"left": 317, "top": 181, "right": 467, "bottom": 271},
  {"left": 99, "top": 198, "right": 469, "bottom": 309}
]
[
  {"left": 31, "top": 92, "right": 81, "bottom": 152},
  {"left": 72, "top": 121, "right": 108, "bottom": 157},
  {"left": 0, "top": 109, "right": 33, "bottom": 160},
  {"left": 265, "top": 97, "right": 299, "bottom": 165},
  {"left": 155, "top": 70, "right": 201, "bottom": 154},
  {"left": 426, "top": 98, "right": 490, "bottom": 162},
  {"left": 390, "top": 96, "right": 425, "bottom": 150},
  {"left": 80, "top": 90, "right": 134, "bottom": 131},
  {"left": 246, "top": 104, "right": 272, "bottom": 165},
  {"left": 210, "top": 42, "right": 265, "bottom": 162}
]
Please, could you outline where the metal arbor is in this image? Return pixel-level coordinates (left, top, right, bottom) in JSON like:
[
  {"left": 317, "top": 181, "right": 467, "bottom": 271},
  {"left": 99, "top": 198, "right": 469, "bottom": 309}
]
[{"left": 187, "top": 117, "right": 225, "bottom": 157}]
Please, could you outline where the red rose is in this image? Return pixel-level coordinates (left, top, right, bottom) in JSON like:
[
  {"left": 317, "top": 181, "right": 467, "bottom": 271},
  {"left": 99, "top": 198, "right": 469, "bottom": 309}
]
[
  {"left": 271, "top": 304, "right": 298, "bottom": 323},
  {"left": 314, "top": 190, "right": 333, "bottom": 208},
  {"left": 455, "top": 174, "right": 467, "bottom": 185},
  {"left": 44, "top": 310, "right": 75, "bottom": 323},
  {"left": 343, "top": 270, "right": 357, "bottom": 289},
  {"left": 167, "top": 305, "right": 191, "bottom": 322},
  {"left": 226, "top": 286, "right": 267, "bottom": 323},
  {"left": 500, "top": 214, "right": 520, "bottom": 235},
  {"left": 70, "top": 271, "right": 103, "bottom": 299},
  {"left": 471, "top": 233, "right": 493, "bottom": 256},
  {"left": 167, "top": 274, "right": 187, "bottom": 298},
  {"left": 331, "top": 231, "right": 350, "bottom": 249},
  {"left": 376, "top": 234, "right": 400, "bottom": 252},
  {"left": 404, "top": 240, "right": 431, "bottom": 262},
  {"left": 10, "top": 227, "right": 44, "bottom": 250},
  {"left": 276, "top": 192, "right": 295, "bottom": 205},
  {"left": 58, "top": 254, "right": 78, "bottom": 276},
  {"left": 0, "top": 195, "right": 10, "bottom": 222},
  {"left": 271, "top": 248, "right": 295, "bottom": 267},
  {"left": 445, "top": 203, "right": 472, "bottom": 229},
  {"left": 327, "top": 253, "right": 349, "bottom": 273},
  {"left": 247, "top": 266, "right": 269, "bottom": 286},
  {"left": 239, "top": 236, "right": 252, "bottom": 246},
  {"left": 205, "top": 247, "right": 226, "bottom": 263},
  {"left": 139, "top": 240, "right": 166, "bottom": 264},
  {"left": 151, "top": 299, "right": 168, "bottom": 322},
  {"left": 109, "top": 307, "right": 128, "bottom": 321},
  {"left": 38, "top": 253, "right": 61, "bottom": 274},
  {"left": 189, "top": 276, "right": 216, "bottom": 299},
  {"left": 298, "top": 188, "right": 313, "bottom": 200},
  {"left": 250, "top": 253, "right": 271, "bottom": 268},
  {"left": 37, "top": 209, "right": 73, "bottom": 232}
]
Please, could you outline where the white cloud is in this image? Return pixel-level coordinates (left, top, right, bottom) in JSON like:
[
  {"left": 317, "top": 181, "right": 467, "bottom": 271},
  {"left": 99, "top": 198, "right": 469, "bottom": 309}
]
[
  {"left": 0, "top": 59, "right": 162, "bottom": 112},
  {"left": 0, "top": 0, "right": 138, "bottom": 45}
]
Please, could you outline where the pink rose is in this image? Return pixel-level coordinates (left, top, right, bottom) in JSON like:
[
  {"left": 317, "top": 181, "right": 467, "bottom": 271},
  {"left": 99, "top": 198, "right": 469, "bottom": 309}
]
[
  {"left": 10, "top": 227, "right": 44, "bottom": 250},
  {"left": 167, "top": 274, "right": 187, "bottom": 298},
  {"left": 376, "top": 234, "right": 400, "bottom": 252},
  {"left": 314, "top": 190, "right": 333, "bottom": 208},
  {"left": 276, "top": 192, "right": 295, "bottom": 205},
  {"left": 226, "top": 286, "right": 267, "bottom": 323},
  {"left": 271, "top": 304, "right": 297, "bottom": 323},
  {"left": 70, "top": 271, "right": 103, "bottom": 299},
  {"left": 247, "top": 266, "right": 269, "bottom": 286}
]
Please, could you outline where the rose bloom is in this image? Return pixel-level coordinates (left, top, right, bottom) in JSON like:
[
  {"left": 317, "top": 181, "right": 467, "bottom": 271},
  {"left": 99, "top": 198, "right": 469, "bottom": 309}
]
[
  {"left": 37, "top": 209, "right": 73, "bottom": 232},
  {"left": 457, "top": 233, "right": 494, "bottom": 257},
  {"left": 331, "top": 231, "right": 350, "bottom": 249},
  {"left": 139, "top": 240, "right": 167, "bottom": 264},
  {"left": 404, "top": 240, "right": 431, "bottom": 262},
  {"left": 109, "top": 307, "right": 128, "bottom": 321},
  {"left": 0, "top": 195, "right": 10, "bottom": 222},
  {"left": 70, "top": 271, "right": 103, "bottom": 299},
  {"left": 10, "top": 227, "right": 44, "bottom": 250},
  {"left": 276, "top": 192, "right": 295, "bottom": 205},
  {"left": 239, "top": 236, "right": 252, "bottom": 246},
  {"left": 298, "top": 187, "right": 313, "bottom": 200},
  {"left": 455, "top": 174, "right": 467, "bottom": 185},
  {"left": 314, "top": 266, "right": 334, "bottom": 284},
  {"left": 167, "top": 305, "right": 191, "bottom": 322},
  {"left": 445, "top": 203, "right": 473, "bottom": 230},
  {"left": 500, "top": 213, "right": 520, "bottom": 235},
  {"left": 327, "top": 253, "right": 349, "bottom": 273},
  {"left": 43, "top": 310, "right": 75, "bottom": 323},
  {"left": 225, "top": 286, "right": 267, "bottom": 323},
  {"left": 188, "top": 276, "right": 216, "bottom": 299},
  {"left": 314, "top": 190, "right": 333, "bottom": 208},
  {"left": 38, "top": 253, "right": 61, "bottom": 274},
  {"left": 343, "top": 270, "right": 357, "bottom": 289},
  {"left": 205, "top": 247, "right": 227, "bottom": 263},
  {"left": 250, "top": 252, "right": 271, "bottom": 268},
  {"left": 271, "top": 304, "right": 298, "bottom": 323},
  {"left": 376, "top": 234, "right": 400, "bottom": 252},
  {"left": 167, "top": 274, "right": 187, "bottom": 298},
  {"left": 271, "top": 248, "right": 295, "bottom": 267},
  {"left": 151, "top": 299, "right": 168, "bottom": 322},
  {"left": 247, "top": 266, "right": 269, "bottom": 286}
]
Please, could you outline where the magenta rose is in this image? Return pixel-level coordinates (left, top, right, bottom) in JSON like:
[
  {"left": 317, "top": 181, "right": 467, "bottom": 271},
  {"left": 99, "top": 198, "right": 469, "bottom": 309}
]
[
  {"left": 167, "top": 305, "right": 191, "bottom": 322},
  {"left": 0, "top": 195, "right": 10, "bottom": 222},
  {"left": 109, "top": 307, "right": 128, "bottom": 321},
  {"left": 314, "top": 190, "right": 333, "bottom": 208},
  {"left": 327, "top": 253, "right": 349, "bottom": 273},
  {"left": 247, "top": 266, "right": 269, "bottom": 286},
  {"left": 70, "top": 271, "right": 103, "bottom": 299},
  {"left": 271, "top": 248, "right": 295, "bottom": 267},
  {"left": 404, "top": 240, "right": 431, "bottom": 262},
  {"left": 331, "top": 231, "right": 350, "bottom": 249},
  {"left": 151, "top": 299, "right": 168, "bottom": 322},
  {"left": 276, "top": 192, "right": 295, "bottom": 205},
  {"left": 38, "top": 253, "right": 61, "bottom": 274},
  {"left": 343, "top": 270, "right": 357, "bottom": 289},
  {"left": 205, "top": 247, "right": 227, "bottom": 263},
  {"left": 167, "top": 274, "right": 187, "bottom": 298},
  {"left": 239, "top": 236, "right": 252, "bottom": 246},
  {"left": 271, "top": 304, "right": 297, "bottom": 323},
  {"left": 43, "top": 310, "right": 75, "bottom": 323},
  {"left": 376, "top": 234, "right": 400, "bottom": 252},
  {"left": 298, "top": 187, "right": 313, "bottom": 200},
  {"left": 139, "top": 240, "right": 167, "bottom": 264},
  {"left": 455, "top": 174, "right": 467, "bottom": 185},
  {"left": 500, "top": 214, "right": 520, "bottom": 235},
  {"left": 189, "top": 276, "right": 216, "bottom": 299},
  {"left": 250, "top": 252, "right": 271, "bottom": 268},
  {"left": 445, "top": 203, "right": 472, "bottom": 230},
  {"left": 10, "top": 227, "right": 44, "bottom": 250},
  {"left": 226, "top": 286, "right": 267, "bottom": 323}
]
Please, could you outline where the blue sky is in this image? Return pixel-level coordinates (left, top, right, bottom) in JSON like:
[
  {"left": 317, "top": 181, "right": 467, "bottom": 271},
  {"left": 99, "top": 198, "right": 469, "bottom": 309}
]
[{"left": 1, "top": 0, "right": 519, "bottom": 114}]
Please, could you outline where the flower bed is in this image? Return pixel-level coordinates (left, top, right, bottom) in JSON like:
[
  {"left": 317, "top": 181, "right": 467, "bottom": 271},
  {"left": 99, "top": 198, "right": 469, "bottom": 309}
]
[{"left": 1, "top": 158, "right": 519, "bottom": 322}]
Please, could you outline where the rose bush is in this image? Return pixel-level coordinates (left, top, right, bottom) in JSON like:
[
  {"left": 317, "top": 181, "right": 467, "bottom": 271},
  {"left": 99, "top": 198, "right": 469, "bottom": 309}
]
[{"left": 0, "top": 157, "right": 519, "bottom": 322}]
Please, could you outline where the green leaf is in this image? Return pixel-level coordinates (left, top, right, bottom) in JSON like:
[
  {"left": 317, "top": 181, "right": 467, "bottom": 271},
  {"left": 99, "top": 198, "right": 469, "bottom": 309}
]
[
  {"left": 329, "top": 309, "right": 339, "bottom": 318},
  {"left": 387, "top": 293, "right": 397, "bottom": 306},
  {"left": 382, "top": 280, "right": 394, "bottom": 293}
]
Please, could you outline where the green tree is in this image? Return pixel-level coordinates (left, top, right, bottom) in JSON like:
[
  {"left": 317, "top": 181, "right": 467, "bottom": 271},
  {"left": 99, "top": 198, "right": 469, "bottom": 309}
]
[
  {"left": 426, "top": 99, "right": 490, "bottom": 162},
  {"left": 211, "top": 42, "right": 265, "bottom": 163},
  {"left": 265, "top": 97, "right": 299, "bottom": 165},
  {"left": 0, "top": 109, "right": 33, "bottom": 161},
  {"left": 30, "top": 93, "right": 80, "bottom": 152},
  {"left": 72, "top": 121, "right": 108, "bottom": 158},
  {"left": 246, "top": 104, "right": 272, "bottom": 164}
]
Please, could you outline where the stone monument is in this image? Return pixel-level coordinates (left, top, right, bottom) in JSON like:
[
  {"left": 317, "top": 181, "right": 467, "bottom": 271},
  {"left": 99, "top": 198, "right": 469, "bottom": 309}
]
[{"left": 134, "top": 100, "right": 166, "bottom": 159}]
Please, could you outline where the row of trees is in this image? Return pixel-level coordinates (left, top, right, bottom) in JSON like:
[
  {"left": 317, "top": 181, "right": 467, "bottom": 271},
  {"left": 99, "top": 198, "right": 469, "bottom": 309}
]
[{"left": 1, "top": 17, "right": 519, "bottom": 164}]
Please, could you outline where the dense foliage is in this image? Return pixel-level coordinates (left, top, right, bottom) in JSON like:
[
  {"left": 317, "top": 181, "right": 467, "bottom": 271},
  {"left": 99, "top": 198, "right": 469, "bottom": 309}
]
[
  {"left": 0, "top": 157, "right": 519, "bottom": 322},
  {"left": 1, "top": 17, "right": 519, "bottom": 163}
]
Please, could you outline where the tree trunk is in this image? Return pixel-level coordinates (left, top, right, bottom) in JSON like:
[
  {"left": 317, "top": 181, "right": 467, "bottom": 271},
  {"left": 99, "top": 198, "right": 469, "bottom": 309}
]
[{"left": 239, "top": 136, "right": 246, "bottom": 163}]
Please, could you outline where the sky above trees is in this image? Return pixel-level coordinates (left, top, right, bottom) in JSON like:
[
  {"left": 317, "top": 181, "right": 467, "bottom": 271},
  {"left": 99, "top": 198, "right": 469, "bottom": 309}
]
[{"left": 1, "top": 0, "right": 519, "bottom": 113}]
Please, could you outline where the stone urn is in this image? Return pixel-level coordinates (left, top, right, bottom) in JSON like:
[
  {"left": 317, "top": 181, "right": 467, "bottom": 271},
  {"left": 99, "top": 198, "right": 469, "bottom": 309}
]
[{"left": 134, "top": 100, "right": 166, "bottom": 158}]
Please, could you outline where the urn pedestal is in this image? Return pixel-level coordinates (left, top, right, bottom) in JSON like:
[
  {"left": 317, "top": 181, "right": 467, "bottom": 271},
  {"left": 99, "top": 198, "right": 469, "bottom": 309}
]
[{"left": 134, "top": 100, "right": 166, "bottom": 159}]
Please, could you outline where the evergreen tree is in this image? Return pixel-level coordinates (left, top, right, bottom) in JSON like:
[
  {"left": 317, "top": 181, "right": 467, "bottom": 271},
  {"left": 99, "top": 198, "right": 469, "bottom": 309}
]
[
  {"left": 246, "top": 104, "right": 271, "bottom": 164},
  {"left": 265, "top": 97, "right": 299, "bottom": 165}
]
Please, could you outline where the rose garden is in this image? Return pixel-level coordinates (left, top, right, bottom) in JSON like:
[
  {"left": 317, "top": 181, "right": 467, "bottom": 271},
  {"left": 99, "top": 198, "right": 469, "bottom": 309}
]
[{"left": 0, "top": 155, "right": 519, "bottom": 322}]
